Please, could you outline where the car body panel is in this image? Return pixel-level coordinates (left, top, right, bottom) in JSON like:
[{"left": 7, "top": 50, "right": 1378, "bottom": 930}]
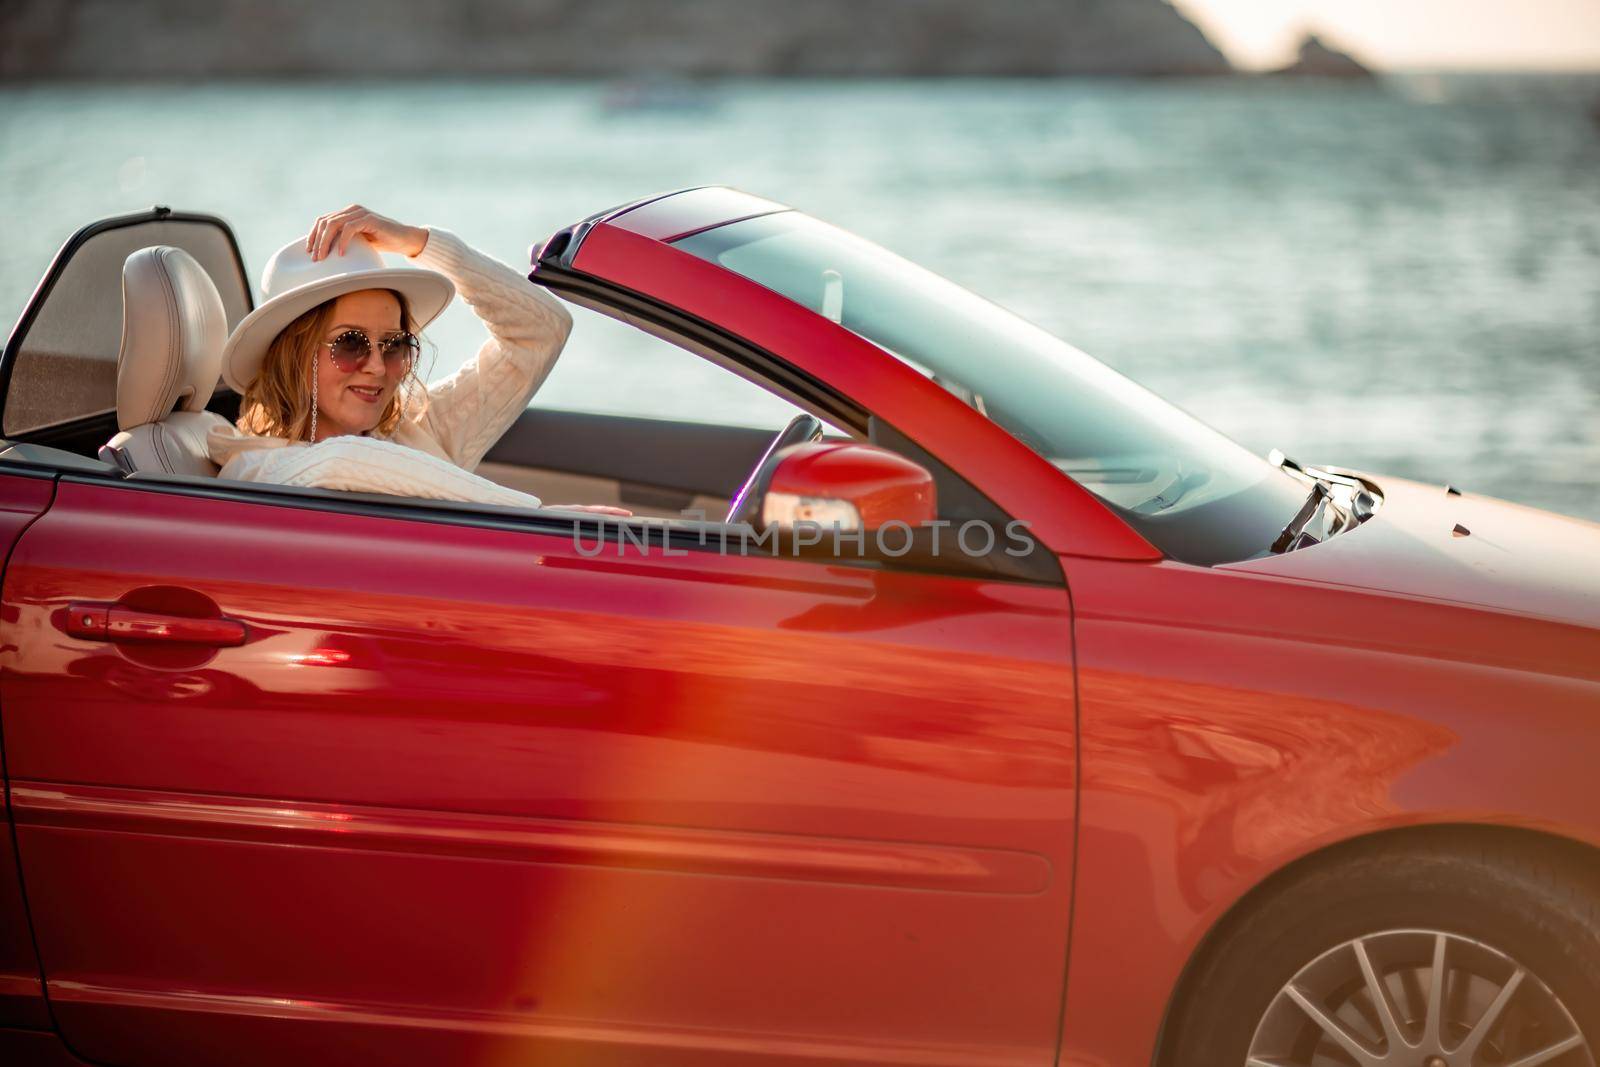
[
  {"left": 0, "top": 1026, "right": 94, "bottom": 1065},
  {"left": 1056, "top": 544, "right": 1600, "bottom": 1066},
  {"left": 1229, "top": 474, "right": 1600, "bottom": 629},
  {"left": 2, "top": 477, "right": 1079, "bottom": 1067},
  {"left": 0, "top": 471, "right": 54, "bottom": 1030},
  {"left": 567, "top": 221, "right": 1160, "bottom": 562}
]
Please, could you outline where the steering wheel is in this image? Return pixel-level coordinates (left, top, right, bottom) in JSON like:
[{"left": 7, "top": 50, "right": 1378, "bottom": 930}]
[{"left": 725, "top": 414, "right": 825, "bottom": 525}]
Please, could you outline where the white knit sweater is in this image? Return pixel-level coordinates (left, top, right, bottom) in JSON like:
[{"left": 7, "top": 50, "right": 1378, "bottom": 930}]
[{"left": 206, "top": 228, "right": 570, "bottom": 509}]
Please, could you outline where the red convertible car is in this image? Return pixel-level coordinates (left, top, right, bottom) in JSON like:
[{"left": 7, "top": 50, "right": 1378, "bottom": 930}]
[{"left": 0, "top": 188, "right": 1596, "bottom": 1067}]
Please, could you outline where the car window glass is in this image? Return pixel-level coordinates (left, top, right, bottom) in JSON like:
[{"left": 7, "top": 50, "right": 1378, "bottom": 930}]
[
  {"left": 422, "top": 299, "right": 806, "bottom": 430},
  {"left": 3, "top": 216, "right": 251, "bottom": 436},
  {"left": 469, "top": 300, "right": 845, "bottom": 521}
]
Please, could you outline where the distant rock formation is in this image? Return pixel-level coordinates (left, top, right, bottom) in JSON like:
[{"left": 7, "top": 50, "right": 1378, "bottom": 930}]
[
  {"left": 1270, "top": 33, "right": 1376, "bottom": 79},
  {"left": 0, "top": 0, "right": 1232, "bottom": 80}
]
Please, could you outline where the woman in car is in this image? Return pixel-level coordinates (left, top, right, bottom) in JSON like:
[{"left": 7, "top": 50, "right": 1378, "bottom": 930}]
[{"left": 206, "top": 204, "right": 625, "bottom": 514}]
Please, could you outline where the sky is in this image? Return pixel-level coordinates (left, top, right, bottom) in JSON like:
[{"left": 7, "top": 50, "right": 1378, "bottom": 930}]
[{"left": 1170, "top": 0, "right": 1600, "bottom": 71}]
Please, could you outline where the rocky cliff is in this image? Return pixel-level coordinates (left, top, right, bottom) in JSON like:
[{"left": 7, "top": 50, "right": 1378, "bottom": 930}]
[
  {"left": 1270, "top": 33, "right": 1375, "bottom": 79},
  {"left": 0, "top": 0, "right": 1231, "bottom": 79}
]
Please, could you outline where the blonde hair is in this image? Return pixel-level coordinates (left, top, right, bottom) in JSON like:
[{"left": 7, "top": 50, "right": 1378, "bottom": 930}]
[{"left": 238, "top": 290, "right": 427, "bottom": 442}]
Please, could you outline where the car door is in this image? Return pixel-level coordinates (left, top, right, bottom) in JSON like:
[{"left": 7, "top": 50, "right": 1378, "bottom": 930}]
[
  {"left": 2, "top": 469, "right": 1077, "bottom": 1067},
  {"left": 0, "top": 464, "right": 56, "bottom": 1032},
  {"left": 0, "top": 207, "right": 252, "bottom": 1041}
]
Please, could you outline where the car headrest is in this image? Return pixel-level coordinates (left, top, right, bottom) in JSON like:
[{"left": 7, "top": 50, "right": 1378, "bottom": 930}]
[{"left": 116, "top": 245, "right": 227, "bottom": 431}]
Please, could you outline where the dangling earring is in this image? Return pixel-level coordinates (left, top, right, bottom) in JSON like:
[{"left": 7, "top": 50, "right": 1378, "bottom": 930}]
[{"left": 309, "top": 351, "right": 319, "bottom": 444}]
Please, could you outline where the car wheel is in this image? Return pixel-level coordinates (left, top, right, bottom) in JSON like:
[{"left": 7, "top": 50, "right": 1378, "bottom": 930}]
[{"left": 1162, "top": 835, "right": 1600, "bottom": 1067}]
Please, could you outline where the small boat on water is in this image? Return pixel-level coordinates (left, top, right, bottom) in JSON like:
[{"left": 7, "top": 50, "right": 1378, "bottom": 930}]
[{"left": 601, "top": 76, "right": 718, "bottom": 114}]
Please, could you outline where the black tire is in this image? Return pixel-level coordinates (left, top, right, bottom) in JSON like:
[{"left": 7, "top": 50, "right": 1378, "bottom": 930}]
[{"left": 1161, "top": 832, "right": 1600, "bottom": 1066}]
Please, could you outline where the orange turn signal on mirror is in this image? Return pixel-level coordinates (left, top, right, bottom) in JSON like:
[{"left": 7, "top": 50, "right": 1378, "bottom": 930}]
[{"left": 763, "top": 442, "right": 937, "bottom": 531}]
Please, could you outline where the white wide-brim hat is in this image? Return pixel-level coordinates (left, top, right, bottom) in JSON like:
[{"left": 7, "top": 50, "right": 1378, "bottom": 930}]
[{"left": 220, "top": 235, "right": 456, "bottom": 393}]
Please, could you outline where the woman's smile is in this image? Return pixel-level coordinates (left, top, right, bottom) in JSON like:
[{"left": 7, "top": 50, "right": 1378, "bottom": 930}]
[{"left": 312, "top": 288, "right": 409, "bottom": 439}]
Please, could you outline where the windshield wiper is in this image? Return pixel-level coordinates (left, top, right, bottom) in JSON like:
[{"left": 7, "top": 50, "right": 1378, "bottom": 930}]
[
  {"left": 1272, "top": 449, "right": 1379, "bottom": 517},
  {"left": 1271, "top": 481, "right": 1332, "bottom": 553},
  {"left": 1268, "top": 450, "right": 1379, "bottom": 552}
]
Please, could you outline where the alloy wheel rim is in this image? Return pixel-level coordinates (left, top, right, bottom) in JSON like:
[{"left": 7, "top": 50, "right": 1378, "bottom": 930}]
[{"left": 1247, "top": 928, "right": 1594, "bottom": 1067}]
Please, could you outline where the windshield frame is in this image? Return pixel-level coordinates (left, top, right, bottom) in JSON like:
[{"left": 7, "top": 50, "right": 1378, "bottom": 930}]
[
  {"left": 670, "top": 211, "right": 1308, "bottom": 566},
  {"left": 555, "top": 213, "right": 1167, "bottom": 560}
]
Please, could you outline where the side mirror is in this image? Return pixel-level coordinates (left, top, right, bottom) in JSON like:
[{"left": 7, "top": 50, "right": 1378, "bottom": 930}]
[{"left": 759, "top": 442, "right": 937, "bottom": 532}]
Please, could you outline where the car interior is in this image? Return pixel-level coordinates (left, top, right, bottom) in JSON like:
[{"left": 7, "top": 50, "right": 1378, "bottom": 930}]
[
  {"left": 1, "top": 208, "right": 1063, "bottom": 584},
  {"left": 0, "top": 209, "right": 819, "bottom": 525}
]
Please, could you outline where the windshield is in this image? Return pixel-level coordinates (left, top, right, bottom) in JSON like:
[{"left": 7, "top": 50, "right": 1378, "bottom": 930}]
[{"left": 675, "top": 212, "right": 1308, "bottom": 565}]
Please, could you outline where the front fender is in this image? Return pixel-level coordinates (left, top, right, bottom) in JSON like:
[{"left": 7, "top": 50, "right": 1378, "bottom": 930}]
[{"left": 1055, "top": 556, "right": 1600, "bottom": 1067}]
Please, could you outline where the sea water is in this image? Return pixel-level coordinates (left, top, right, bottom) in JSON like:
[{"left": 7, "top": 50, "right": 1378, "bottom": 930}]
[{"left": 3, "top": 76, "right": 1596, "bottom": 521}]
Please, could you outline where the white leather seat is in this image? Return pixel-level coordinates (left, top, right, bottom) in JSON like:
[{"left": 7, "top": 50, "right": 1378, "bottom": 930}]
[{"left": 99, "top": 245, "right": 231, "bottom": 477}]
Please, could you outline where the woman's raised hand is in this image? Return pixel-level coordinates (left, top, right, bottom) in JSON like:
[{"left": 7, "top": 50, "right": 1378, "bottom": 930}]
[{"left": 306, "top": 205, "right": 429, "bottom": 262}]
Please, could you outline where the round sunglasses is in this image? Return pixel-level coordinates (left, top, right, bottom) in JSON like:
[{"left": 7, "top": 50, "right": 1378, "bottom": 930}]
[{"left": 321, "top": 328, "right": 421, "bottom": 373}]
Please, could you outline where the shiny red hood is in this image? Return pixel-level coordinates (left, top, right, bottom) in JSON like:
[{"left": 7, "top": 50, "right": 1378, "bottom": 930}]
[{"left": 1225, "top": 474, "right": 1600, "bottom": 630}]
